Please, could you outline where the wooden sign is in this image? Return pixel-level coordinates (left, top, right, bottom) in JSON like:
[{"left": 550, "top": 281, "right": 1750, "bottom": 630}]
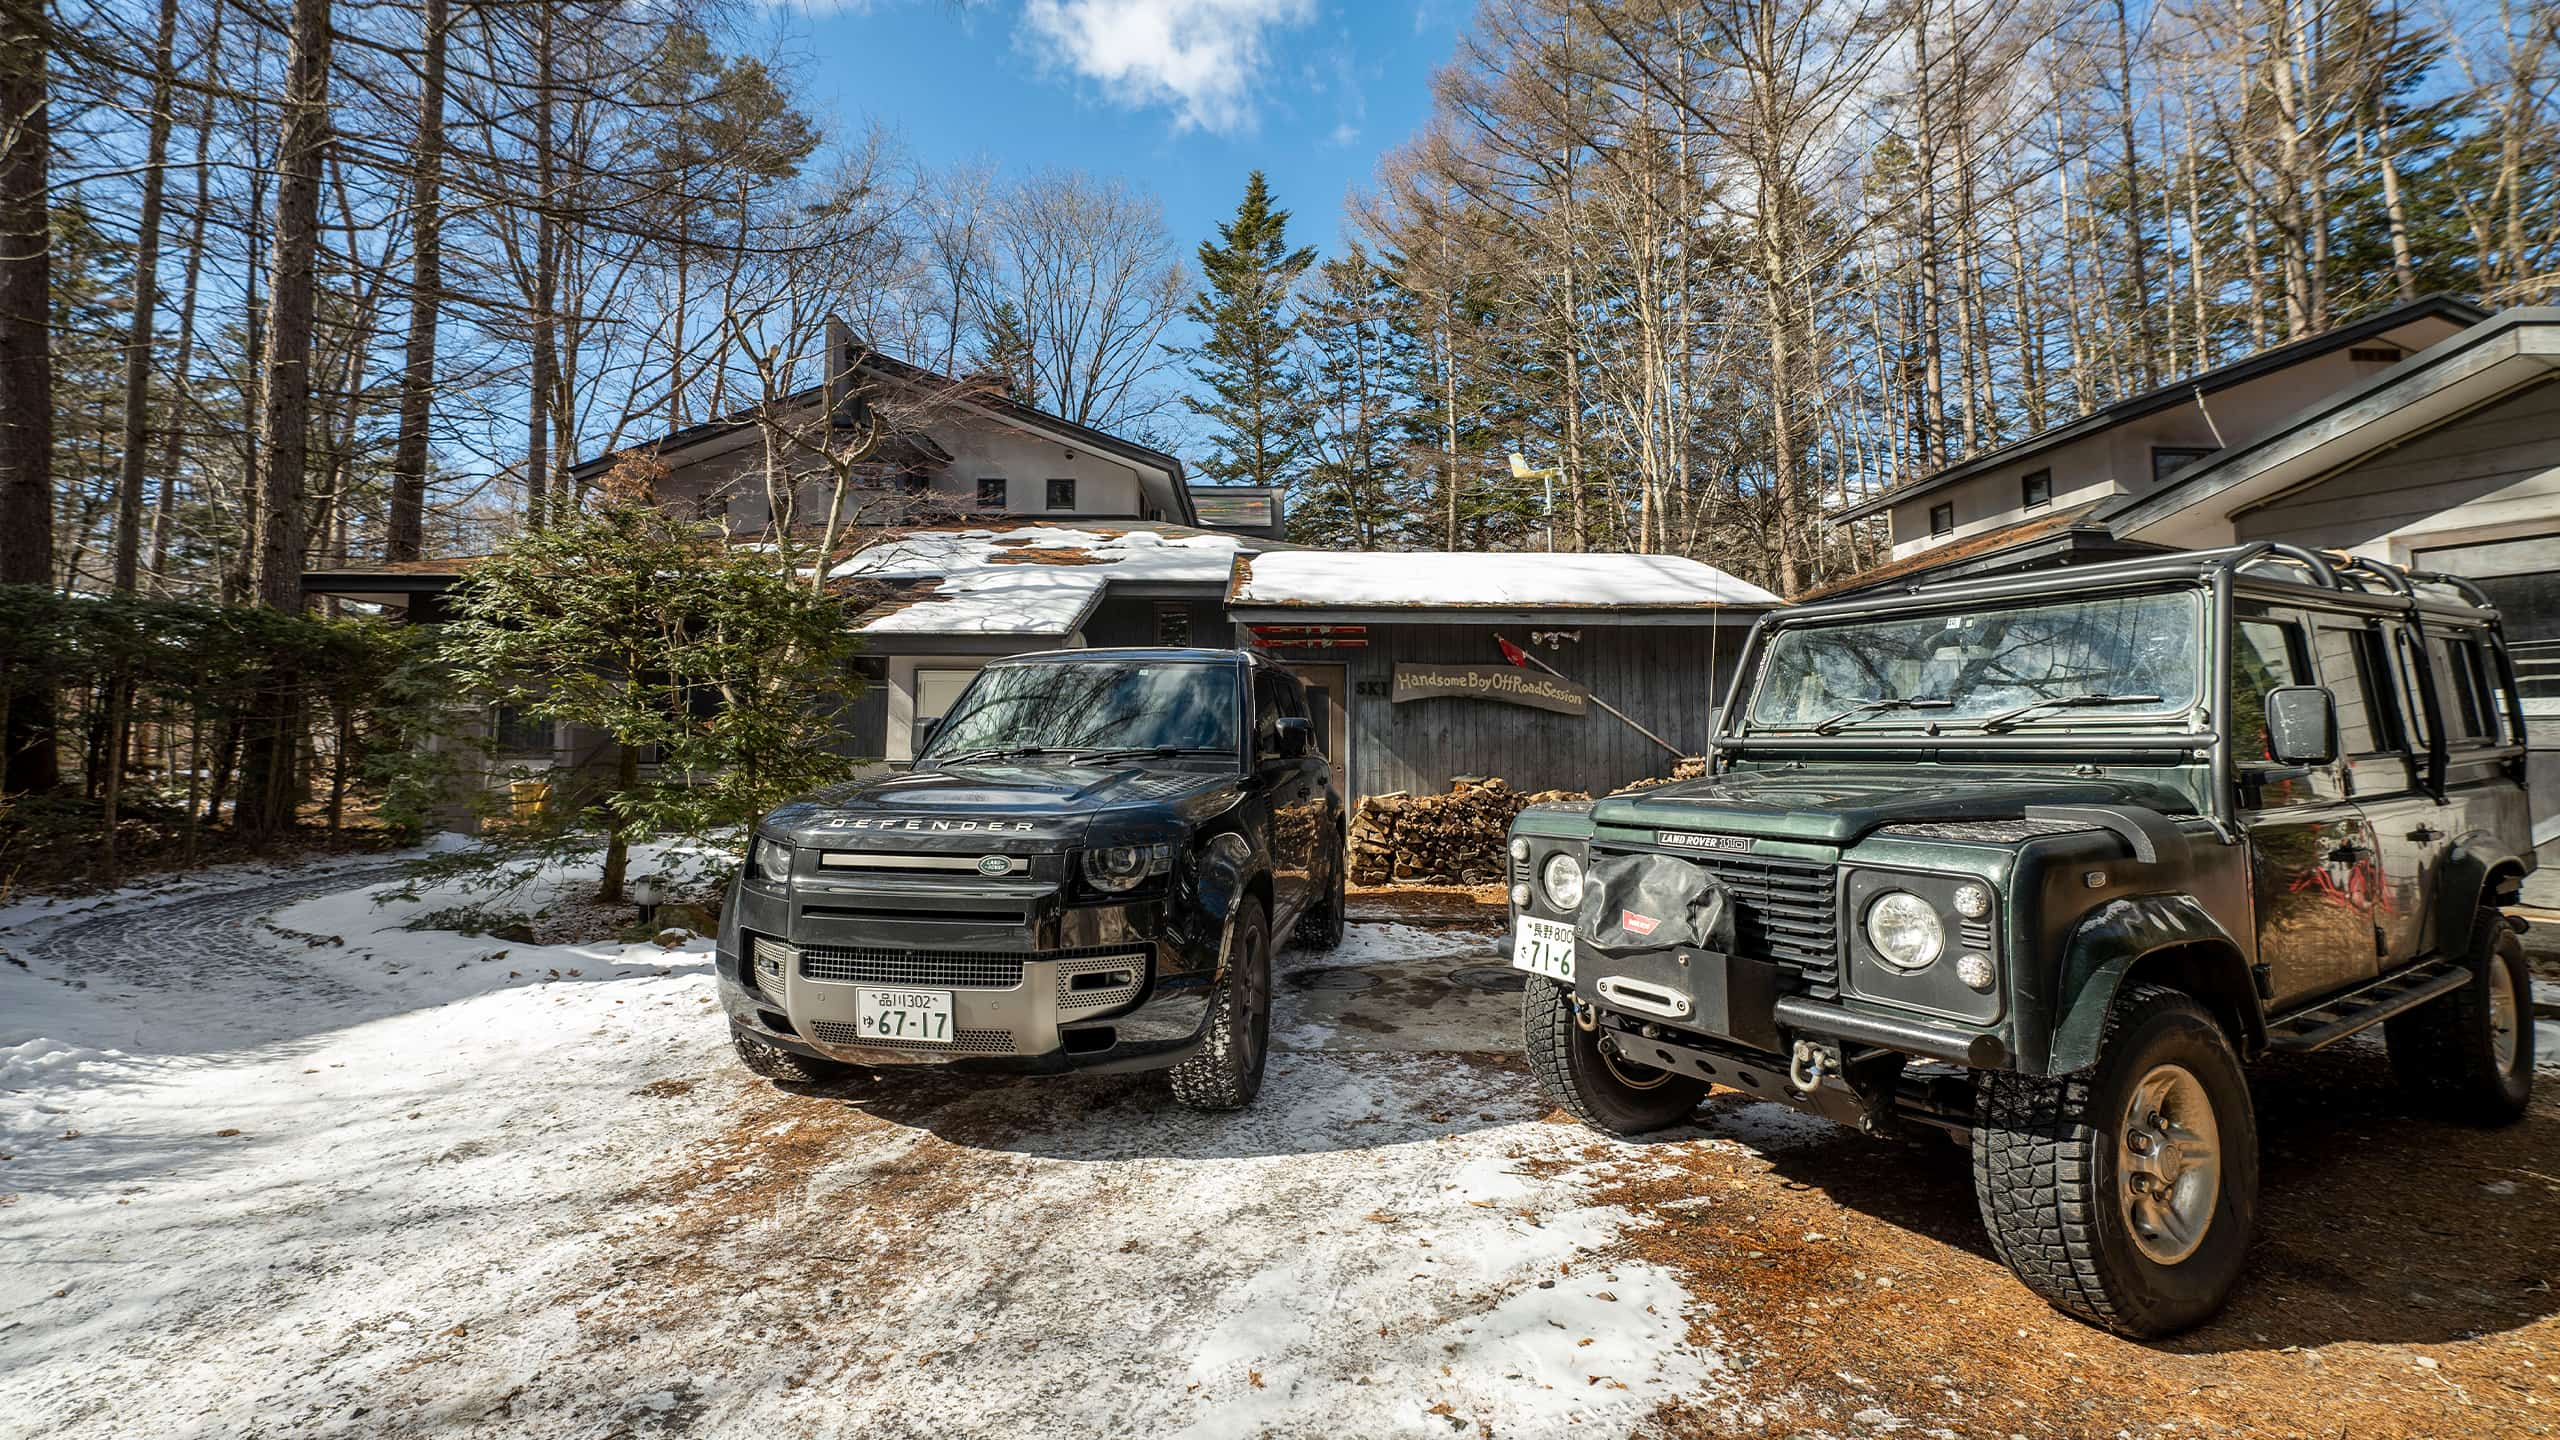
[{"left": 1390, "top": 662, "right": 1589, "bottom": 716}]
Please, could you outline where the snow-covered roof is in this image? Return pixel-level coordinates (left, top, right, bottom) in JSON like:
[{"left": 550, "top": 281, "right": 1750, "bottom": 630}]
[
  {"left": 1227, "top": 551, "right": 1778, "bottom": 612},
  {"left": 829, "top": 524, "right": 1245, "bottom": 636}
]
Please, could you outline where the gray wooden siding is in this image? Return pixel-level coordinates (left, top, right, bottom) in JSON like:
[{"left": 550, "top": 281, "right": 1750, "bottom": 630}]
[
  {"left": 1081, "top": 594, "right": 1229, "bottom": 649},
  {"left": 2233, "top": 378, "right": 2560, "bottom": 549},
  {"left": 1254, "top": 620, "right": 1753, "bottom": 800}
]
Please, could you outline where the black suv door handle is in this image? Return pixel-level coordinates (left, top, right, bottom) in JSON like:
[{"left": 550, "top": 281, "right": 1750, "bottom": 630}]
[
  {"left": 1296, "top": 784, "right": 1313, "bottom": 800},
  {"left": 2406, "top": 825, "right": 2441, "bottom": 843}
]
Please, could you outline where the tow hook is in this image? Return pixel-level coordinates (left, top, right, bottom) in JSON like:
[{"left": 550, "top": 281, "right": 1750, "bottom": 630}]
[
  {"left": 1789, "top": 1039, "right": 1835, "bottom": 1094},
  {"left": 1572, "top": 998, "right": 1600, "bottom": 1033}
]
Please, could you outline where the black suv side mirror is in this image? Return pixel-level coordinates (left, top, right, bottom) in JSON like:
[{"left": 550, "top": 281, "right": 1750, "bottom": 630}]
[
  {"left": 1272, "top": 715, "right": 1315, "bottom": 760},
  {"left": 2263, "top": 686, "right": 2338, "bottom": 766}
]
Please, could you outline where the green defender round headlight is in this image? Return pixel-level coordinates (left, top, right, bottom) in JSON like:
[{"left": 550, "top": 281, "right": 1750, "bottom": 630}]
[
  {"left": 1540, "top": 852, "right": 1586, "bottom": 913},
  {"left": 1864, "top": 890, "right": 1944, "bottom": 970},
  {"left": 753, "top": 836, "right": 793, "bottom": 887}
]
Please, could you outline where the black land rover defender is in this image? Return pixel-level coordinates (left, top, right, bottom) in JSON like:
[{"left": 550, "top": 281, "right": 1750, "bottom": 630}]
[
  {"left": 1510, "top": 544, "right": 2535, "bottom": 1336},
  {"left": 718, "top": 647, "right": 1346, "bottom": 1110}
]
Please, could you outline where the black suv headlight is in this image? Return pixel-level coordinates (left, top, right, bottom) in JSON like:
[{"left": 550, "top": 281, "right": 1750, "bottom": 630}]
[
  {"left": 1081, "top": 842, "right": 1173, "bottom": 893},
  {"left": 750, "top": 835, "right": 793, "bottom": 888}
]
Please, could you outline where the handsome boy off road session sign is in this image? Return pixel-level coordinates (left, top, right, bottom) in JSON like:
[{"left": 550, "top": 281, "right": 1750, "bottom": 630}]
[{"left": 1389, "top": 662, "right": 1590, "bottom": 716}]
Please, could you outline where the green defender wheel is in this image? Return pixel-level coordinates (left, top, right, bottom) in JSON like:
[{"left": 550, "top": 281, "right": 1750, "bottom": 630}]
[
  {"left": 1521, "top": 977, "right": 1708, "bottom": 1136},
  {"left": 1973, "top": 984, "right": 2260, "bottom": 1337},
  {"left": 2387, "top": 906, "right": 2534, "bottom": 1125}
]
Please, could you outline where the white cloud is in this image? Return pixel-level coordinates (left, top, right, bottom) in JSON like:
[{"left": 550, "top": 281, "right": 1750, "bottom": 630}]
[{"left": 1020, "top": 0, "right": 1319, "bottom": 133}]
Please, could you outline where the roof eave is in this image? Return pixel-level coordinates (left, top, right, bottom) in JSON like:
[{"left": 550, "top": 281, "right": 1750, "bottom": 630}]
[{"left": 1829, "top": 294, "right": 2492, "bottom": 524}]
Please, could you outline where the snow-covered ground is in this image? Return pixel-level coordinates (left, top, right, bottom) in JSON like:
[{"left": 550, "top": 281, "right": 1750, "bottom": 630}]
[{"left": 0, "top": 859, "right": 1804, "bottom": 1439}]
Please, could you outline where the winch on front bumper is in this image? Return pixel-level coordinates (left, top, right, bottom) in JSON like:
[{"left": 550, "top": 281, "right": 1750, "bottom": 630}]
[{"left": 1512, "top": 843, "right": 2006, "bottom": 1134}]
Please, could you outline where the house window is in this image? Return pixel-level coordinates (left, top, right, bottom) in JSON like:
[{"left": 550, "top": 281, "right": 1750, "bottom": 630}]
[
  {"left": 977, "top": 477, "right": 1006, "bottom": 510},
  {"left": 2412, "top": 533, "right": 2560, "bottom": 726},
  {"left": 911, "top": 666, "right": 981, "bottom": 758},
  {"left": 2151, "top": 447, "right": 2213, "bottom": 482},
  {"left": 2021, "top": 470, "right": 2052, "bottom": 511},
  {"left": 896, "top": 469, "right": 931, "bottom": 495},
  {"left": 1928, "top": 501, "right": 1955, "bottom": 538},
  {"left": 1046, "top": 477, "right": 1077, "bottom": 511},
  {"left": 492, "top": 705, "right": 552, "bottom": 754},
  {"left": 1155, "top": 603, "right": 1192, "bottom": 646}
]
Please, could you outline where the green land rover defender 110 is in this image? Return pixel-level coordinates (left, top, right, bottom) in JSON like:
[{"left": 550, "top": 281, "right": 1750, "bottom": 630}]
[{"left": 1508, "top": 544, "right": 2534, "bottom": 1336}]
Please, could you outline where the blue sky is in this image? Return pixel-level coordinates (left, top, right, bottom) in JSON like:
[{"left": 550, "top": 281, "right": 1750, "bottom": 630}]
[{"left": 794, "top": 0, "right": 1464, "bottom": 263}]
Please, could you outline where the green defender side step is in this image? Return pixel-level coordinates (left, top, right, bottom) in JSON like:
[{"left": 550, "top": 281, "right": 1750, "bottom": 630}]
[{"left": 2264, "top": 957, "right": 2473, "bottom": 1053}]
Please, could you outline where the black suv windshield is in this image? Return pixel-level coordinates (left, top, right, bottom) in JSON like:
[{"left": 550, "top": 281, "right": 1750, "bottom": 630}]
[
  {"left": 1748, "top": 591, "right": 2202, "bottom": 730},
  {"left": 922, "top": 660, "right": 1238, "bottom": 761}
]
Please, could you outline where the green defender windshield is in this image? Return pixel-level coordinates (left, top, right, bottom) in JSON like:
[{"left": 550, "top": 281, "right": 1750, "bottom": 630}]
[{"left": 1747, "top": 590, "right": 2203, "bottom": 732}]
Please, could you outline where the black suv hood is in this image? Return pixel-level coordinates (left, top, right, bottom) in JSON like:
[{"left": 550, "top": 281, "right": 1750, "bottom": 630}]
[
  {"left": 1591, "top": 767, "right": 2194, "bottom": 846},
  {"left": 761, "top": 762, "right": 1245, "bottom": 850}
]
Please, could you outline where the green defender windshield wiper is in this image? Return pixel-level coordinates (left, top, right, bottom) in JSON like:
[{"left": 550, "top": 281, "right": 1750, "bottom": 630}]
[
  {"left": 1810, "top": 696, "right": 1953, "bottom": 734},
  {"left": 1977, "top": 692, "right": 2166, "bottom": 733}
]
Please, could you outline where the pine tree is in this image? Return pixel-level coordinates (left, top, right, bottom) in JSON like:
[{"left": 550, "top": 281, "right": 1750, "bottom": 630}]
[
  {"left": 1180, "top": 172, "right": 1316, "bottom": 491},
  {"left": 1292, "top": 248, "right": 1408, "bottom": 549}
]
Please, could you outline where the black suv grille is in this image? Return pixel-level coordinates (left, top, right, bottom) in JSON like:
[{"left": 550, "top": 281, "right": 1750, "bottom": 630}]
[
  {"left": 795, "top": 943, "right": 1156, "bottom": 991},
  {"left": 800, "top": 946, "right": 1025, "bottom": 989}
]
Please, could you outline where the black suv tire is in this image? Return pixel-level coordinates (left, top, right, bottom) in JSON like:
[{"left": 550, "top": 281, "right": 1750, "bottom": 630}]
[
  {"left": 1522, "top": 978, "right": 1709, "bottom": 1135},
  {"left": 1973, "top": 984, "right": 2259, "bottom": 1338},
  {"left": 1171, "top": 897, "right": 1272, "bottom": 1110},
  {"left": 730, "top": 1022, "right": 853, "bottom": 1085},
  {"left": 2386, "top": 907, "right": 2533, "bottom": 1125},
  {"left": 1293, "top": 838, "right": 1348, "bottom": 951}
]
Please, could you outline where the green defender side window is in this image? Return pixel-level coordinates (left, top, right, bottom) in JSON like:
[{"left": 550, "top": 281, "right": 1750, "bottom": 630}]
[{"left": 2232, "top": 615, "right": 2312, "bottom": 808}]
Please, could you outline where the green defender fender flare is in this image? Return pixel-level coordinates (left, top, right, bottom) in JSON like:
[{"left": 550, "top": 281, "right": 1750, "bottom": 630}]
[
  {"left": 2044, "top": 893, "right": 2257, "bottom": 1074},
  {"left": 2433, "top": 839, "right": 2529, "bottom": 959}
]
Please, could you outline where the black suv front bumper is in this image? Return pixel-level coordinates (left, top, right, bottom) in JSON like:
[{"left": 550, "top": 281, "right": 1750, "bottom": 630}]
[{"left": 717, "top": 863, "right": 1223, "bottom": 1074}]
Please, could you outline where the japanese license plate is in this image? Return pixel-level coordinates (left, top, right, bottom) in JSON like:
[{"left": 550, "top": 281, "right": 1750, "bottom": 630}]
[
  {"left": 1511, "top": 915, "right": 1577, "bottom": 982},
  {"left": 854, "top": 987, "right": 954, "bottom": 1045}
]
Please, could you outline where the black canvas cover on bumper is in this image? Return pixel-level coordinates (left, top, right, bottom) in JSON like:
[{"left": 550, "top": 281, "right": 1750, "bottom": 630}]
[{"left": 1575, "top": 852, "right": 1735, "bottom": 956}]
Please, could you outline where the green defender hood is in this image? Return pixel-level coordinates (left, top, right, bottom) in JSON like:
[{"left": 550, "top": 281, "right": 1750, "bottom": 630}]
[{"left": 1591, "top": 767, "right": 2195, "bottom": 846}]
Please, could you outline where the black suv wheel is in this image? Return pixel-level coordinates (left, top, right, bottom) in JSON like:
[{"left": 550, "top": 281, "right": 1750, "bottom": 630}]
[
  {"left": 1293, "top": 836, "right": 1348, "bottom": 951},
  {"left": 1522, "top": 979, "right": 1708, "bottom": 1135},
  {"left": 2387, "top": 907, "right": 2534, "bottom": 1125},
  {"left": 1973, "top": 984, "right": 2259, "bottom": 1337},
  {"left": 730, "top": 1022, "right": 854, "bottom": 1085},
  {"left": 1170, "top": 897, "right": 1272, "bottom": 1110}
]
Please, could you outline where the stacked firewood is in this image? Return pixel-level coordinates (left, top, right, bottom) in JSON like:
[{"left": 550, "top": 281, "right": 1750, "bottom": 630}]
[{"left": 1347, "top": 777, "right": 1589, "bottom": 885}]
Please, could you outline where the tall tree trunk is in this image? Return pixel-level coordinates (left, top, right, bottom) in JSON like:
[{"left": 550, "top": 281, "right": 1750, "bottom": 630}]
[
  {"left": 0, "top": 0, "right": 55, "bottom": 794},
  {"left": 110, "top": 0, "right": 179, "bottom": 595},
  {"left": 386, "top": 0, "right": 449, "bottom": 561},
  {"left": 150, "top": 4, "right": 219, "bottom": 590},
  {"left": 527, "top": 0, "right": 559, "bottom": 527},
  {"left": 237, "top": 0, "right": 334, "bottom": 835},
  {"left": 2112, "top": 0, "right": 2157, "bottom": 387}
]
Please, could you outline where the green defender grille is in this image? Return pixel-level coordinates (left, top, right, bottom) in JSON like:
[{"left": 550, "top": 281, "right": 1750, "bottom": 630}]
[{"left": 1599, "top": 847, "right": 1840, "bottom": 994}]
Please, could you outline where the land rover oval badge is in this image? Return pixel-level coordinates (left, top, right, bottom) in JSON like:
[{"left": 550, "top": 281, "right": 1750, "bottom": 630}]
[{"left": 976, "top": 854, "right": 1011, "bottom": 876}]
